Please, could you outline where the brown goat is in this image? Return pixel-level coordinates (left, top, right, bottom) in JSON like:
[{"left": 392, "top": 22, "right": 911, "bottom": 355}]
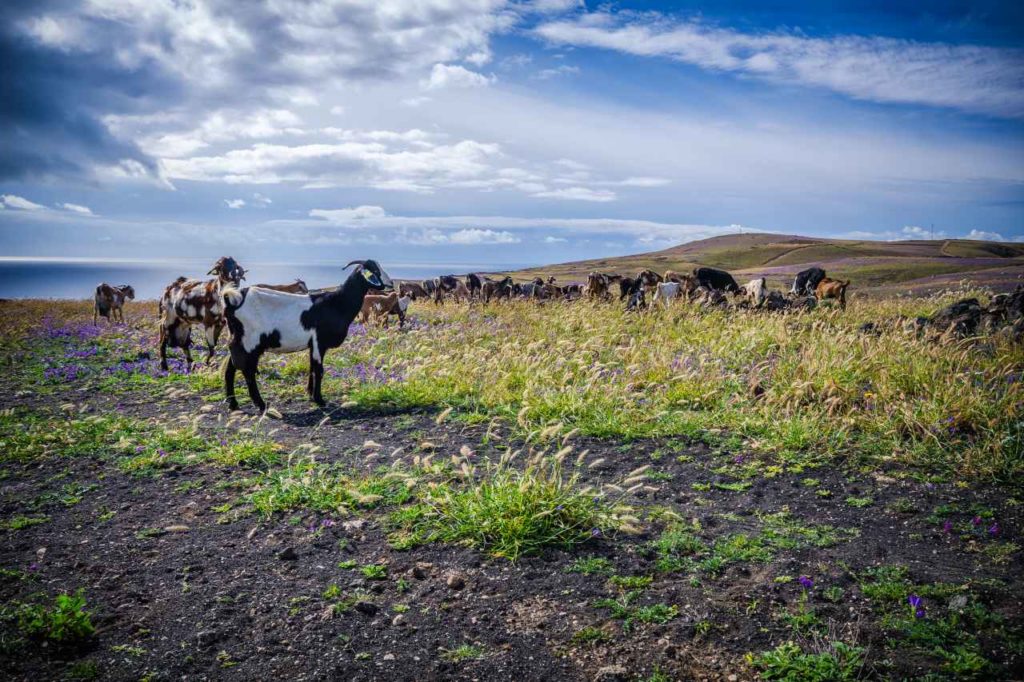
[
  {"left": 815, "top": 278, "right": 850, "bottom": 309},
  {"left": 253, "top": 279, "right": 308, "bottom": 294}
]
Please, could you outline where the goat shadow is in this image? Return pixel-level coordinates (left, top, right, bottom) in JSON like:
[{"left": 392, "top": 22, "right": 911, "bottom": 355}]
[{"left": 233, "top": 401, "right": 429, "bottom": 428}]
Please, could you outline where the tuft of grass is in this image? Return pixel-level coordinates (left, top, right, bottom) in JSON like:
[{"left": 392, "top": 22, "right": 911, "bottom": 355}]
[
  {"left": 440, "top": 644, "right": 485, "bottom": 662},
  {"left": 7, "top": 590, "right": 95, "bottom": 643},
  {"left": 750, "top": 641, "right": 865, "bottom": 681},
  {"left": 406, "top": 451, "right": 637, "bottom": 560},
  {"left": 1, "top": 515, "right": 49, "bottom": 532},
  {"left": 566, "top": 556, "right": 614, "bottom": 575}
]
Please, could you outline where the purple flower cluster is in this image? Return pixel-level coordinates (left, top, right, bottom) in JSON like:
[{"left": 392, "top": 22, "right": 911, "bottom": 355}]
[
  {"left": 908, "top": 594, "right": 925, "bottom": 619},
  {"left": 325, "top": 362, "right": 403, "bottom": 384},
  {"left": 65, "top": 346, "right": 100, "bottom": 359},
  {"left": 43, "top": 364, "right": 87, "bottom": 382},
  {"left": 38, "top": 317, "right": 103, "bottom": 340},
  {"left": 798, "top": 575, "right": 814, "bottom": 591}
]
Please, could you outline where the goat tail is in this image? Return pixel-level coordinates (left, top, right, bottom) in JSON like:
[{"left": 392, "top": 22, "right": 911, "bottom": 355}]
[{"left": 223, "top": 285, "right": 244, "bottom": 309}]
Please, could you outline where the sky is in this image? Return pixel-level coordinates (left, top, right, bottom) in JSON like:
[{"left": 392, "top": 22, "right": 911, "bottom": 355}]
[{"left": 1, "top": 0, "right": 1023, "bottom": 268}]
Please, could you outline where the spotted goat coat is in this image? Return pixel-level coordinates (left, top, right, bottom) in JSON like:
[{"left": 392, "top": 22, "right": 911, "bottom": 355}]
[
  {"left": 94, "top": 283, "right": 135, "bottom": 324},
  {"left": 159, "top": 256, "right": 246, "bottom": 371}
]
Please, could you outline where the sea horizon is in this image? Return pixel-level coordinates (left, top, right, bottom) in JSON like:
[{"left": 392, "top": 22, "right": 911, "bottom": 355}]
[{"left": 0, "top": 257, "right": 535, "bottom": 300}]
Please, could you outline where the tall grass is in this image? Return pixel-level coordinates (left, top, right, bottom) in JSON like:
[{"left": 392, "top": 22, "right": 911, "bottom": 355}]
[{"left": 314, "top": 292, "right": 1022, "bottom": 482}]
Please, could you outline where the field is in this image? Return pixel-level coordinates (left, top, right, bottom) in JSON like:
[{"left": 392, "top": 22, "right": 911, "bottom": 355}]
[
  {"left": 1, "top": 290, "right": 1023, "bottom": 681},
  {"left": 505, "top": 234, "right": 1024, "bottom": 297}
]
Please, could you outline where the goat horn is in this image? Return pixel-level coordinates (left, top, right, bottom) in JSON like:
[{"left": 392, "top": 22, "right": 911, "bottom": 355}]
[{"left": 344, "top": 260, "right": 366, "bottom": 269}]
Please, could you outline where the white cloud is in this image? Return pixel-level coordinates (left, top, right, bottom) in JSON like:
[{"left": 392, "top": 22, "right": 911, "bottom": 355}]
[
  {"left": 1, "top": 194, "right": 47, "bottom": 211},
  {"left": 544, "top": 235, "right": 568, "bottom": 243},
  {"left": 616, "top": 176, "right": 671, "bottom": 187},
  {"left": 224, "top": 199, "right": 246, "bottom": 209},
  {"left": 966, "top": 229, "right": 1005, "bottom": 241},
  {"left": 59, "top": 202, "right": 94, "bottom": 215},
  {"left": 534, "top": 65, "right": 580, "bottom": 79},
  {"left": 329, "top": 105, "right": 346, "bottom": 116},
  {"left": 447, "top": 228, "right": 520, "bottom": 244},
  {"left": 901, "top": 225, "right": 947, "bottom": 239},
  {"left": 535, "top": 12, "right": 1024, "bottom": 119},
  {"left": 422, "top": 63, "right": 495, "bottom": 90},
  {"left": 401, "top": 96, "right": 432, "bottom": 108},
  {"left": 309, "top": 205, "right": 389, "bottom": 222},
  {"left": 532, "top": 186, "right": 617, "bottom": 202},
  {"left": 251, "top": 192, "right": 272, "bottom": 207}
]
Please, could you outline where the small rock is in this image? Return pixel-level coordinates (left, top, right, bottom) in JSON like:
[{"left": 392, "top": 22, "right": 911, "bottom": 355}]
[
  {"left": 392, "top": 614, "right": 407, "bottom": 627},
  {"left": 278, "top": 547, "right": 298, "bottom": 561},
  {"left": 383, "top": 653, "right": 395, "bottom": 661},
  {"left": 419, "top": 441, "right": 437, "bottom": 451},
  {"left": 164, "top": 525, "right": 190, "bottom": 533},
  {"left": 342, "top": 519, "right": 366, "bottom": 532},
  {"left": 362, "top": 439, "right": 382, "bottom": 450},
  {"left": 412, "top": 562, "right": 433, "bottom": 580},
  {"left": 354, "top": 601, "right": 378, "bottom": 616},
  {"left": 196, "top": 630, "right": 218, "bottom": 647},
  {"left": 949, "top": 594, "right": 968, "bottom": 611},
  {"left": 594, "top": 665, "right": 629, "bottom": 682},
  {"left": 446, "top": 574, "right": 465, "bottom": 590},
  {"left": 728, "top": 675, "right": 738, "bottom": 682}
]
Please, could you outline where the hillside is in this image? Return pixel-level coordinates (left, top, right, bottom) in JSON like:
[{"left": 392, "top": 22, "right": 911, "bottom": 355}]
[{"left": 504, "top": 233, "right": 1024, "bottom": 294}]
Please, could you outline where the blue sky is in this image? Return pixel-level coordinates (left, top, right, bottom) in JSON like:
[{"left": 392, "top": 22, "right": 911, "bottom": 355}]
[{"left": 1, "top": 0, "right": 1022, "bottom": 267}]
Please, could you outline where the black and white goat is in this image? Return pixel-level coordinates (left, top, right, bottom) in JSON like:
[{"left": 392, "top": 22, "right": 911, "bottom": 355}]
[{"left": 222, "top": 260, "right": 393, "bottom": 413}]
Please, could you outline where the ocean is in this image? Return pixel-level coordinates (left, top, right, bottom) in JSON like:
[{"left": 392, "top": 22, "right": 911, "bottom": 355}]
[{"left": 0, "top": 259, "right": 527, "bottom": 300}]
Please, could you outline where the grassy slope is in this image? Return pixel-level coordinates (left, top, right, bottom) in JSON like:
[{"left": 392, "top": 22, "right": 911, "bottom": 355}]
[{"left": 502, "top": 234, "right": 1024, "bottom": 293}]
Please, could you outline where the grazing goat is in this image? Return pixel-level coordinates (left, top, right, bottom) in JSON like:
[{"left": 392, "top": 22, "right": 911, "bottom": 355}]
[
  {"left": 623, "top": 278, "right": 646, "bottom": 311},
  {"left": 159, "top": 256, "right": 246, "bottom": 371},
  {"left": 637, "top": 269, "right": 663, "bottom": 295},
  {"left": 617, "top": 276, "right": 636, "bottom": 301},
  {"left": 253, "top": 279, "right": 308, "bottom": 294},
  {"left": 433, "top": 275, "right": 466, "bottom": 304},
  {"left": 585, "top": 272, "right": 613, "bottom": 300},
  {"left": 421, "top": 279, "right": 437, "bottom": 297},
  {"left": 740, "top": 277, "right": 767, "bottom": 308},
  {"left": 482, "top": 276, "right": 513, "bottom": 302},
  {"left": 663, "top": 270, "right": 682, "bottom": 283},
  {"left": 360, "top": 292, "right": 410, "bottom": 328},
  {"left": 399, "top": 281, "right": 429, "bottom": 300},
  {"left": 94, "top": 283, "right": 135, "bottom": 324},
  {"left": 466, "top": 273, "right": 484, "bottom": 299},
  {"left": 791, "top": 267, "right": 826, "bottom": 296},
  {"left": 693, "top": 267, "right": 740, "bottom": 293},
  {"left": 223, "top": 260, "right": 393, "bottom": 413},
  {"left": 653, "top": 281, "right": 681, "bottom": 308},
  {"left": 815, "top": 278, "right": 850, "bottom": 309}
]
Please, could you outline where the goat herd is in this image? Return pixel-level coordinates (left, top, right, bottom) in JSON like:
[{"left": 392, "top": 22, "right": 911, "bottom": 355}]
[{"left": 90, "top": 257, "right": 849, "bottom": 413}]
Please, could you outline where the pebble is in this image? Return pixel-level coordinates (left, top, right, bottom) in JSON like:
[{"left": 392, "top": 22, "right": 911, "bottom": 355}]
[
  {"left": 392, "top": 614, "right": 407, "bottom": 627},
  {"left": 412, "top": 562, "right": 433, "bottom": 580},
  {"left": 383, "top": 653, "right": 395, "bottom": 661},
  {"left": 354, "top": 601, "right": 378, "bottom": 616},
  {"left": 278, "top": 547, "right": 298, "bottom": 561},
  {"left": 594, "top": 665, "right": 628, "bottom": 682},
  {"left": 446, "top": 574, "right": 466, "bottom": 590},
  {"left": 164, "top": 525, "right": 190, "bottom": 533}
]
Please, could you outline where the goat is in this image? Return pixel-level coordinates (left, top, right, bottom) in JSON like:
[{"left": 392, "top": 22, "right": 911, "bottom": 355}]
[
  {"left": 482, "top": 276, "right": 513, "bottom": 302},
  {"left": 421, "top": 279, "right": 437, "bottom": 297},
  {"left": 399, "top": 281, "right": 429, "bottom": 300},
  {"left": 637, "top": 269, "right": 663, "bottom": 295},
  {"left": 465, "top": 273, "right": 484, "bottom": 299},
  {"left": 663, "top": 270, "right": 682, "bottom": 283},
  {"left": 624, "top": 278, "right": 646, "bottom": 311},
  {"left": 360, "top": 292, "right": 410, "bottom": 328},
  {"left": 653, "top": 281, "right": 681, "bottom": 308},
  {"left": 253, "top": 279, "right": 308, "bottom": 294},
  {"left": 585, "top": 272, "right": 610, "bottom": 300},
  {"left": 94, "top": 283, "right": 135, "bottom": 324},
  {"left": 223, "top": 259, "right": 393, "bottom": 413},
  {"left": 433, "top": 275, "right": 464, "bottom": 304},
  {"left": 159, "top": 256, "right": 246, "bottom": 371},
  {"left": 792, "top": 267, "right": 826, "bottom": 296},
  {"left": 740, "top": 278, "right": 767, "bottom": 308},
  {"left": 617, "top": 276, "right": 636, "bottom": 301},
  {"left": 815, "top": 278, "right": 850, "bottom": 309},
  {"left": 693, "top": 267, "right": 740, "bottom": 294}
]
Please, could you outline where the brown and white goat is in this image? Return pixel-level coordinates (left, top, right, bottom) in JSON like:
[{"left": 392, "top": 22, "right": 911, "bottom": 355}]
[
  {"left": 94, "top": 283, "right": 135, "bottom": 324},
  {"left": 360, "top": 292, "right": 410, "bottom": 327},
  {"left": 159, "top": 256, "right": 246, "bottom": 371}
]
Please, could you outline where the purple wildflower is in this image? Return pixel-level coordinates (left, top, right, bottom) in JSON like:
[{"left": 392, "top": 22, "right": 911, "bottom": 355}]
[
  {"left": 908, "top": 594, "right": 925, "bottom": 618},
  {"left": 590, "top": 528, "right": 602, "bottom": 537},
  {"left": 988, "top": 522, "right": 999, "bottom": 536},
  {"left": 942, "top": 520, "right": 953, "bottom": 534},
  {"left": 798, "top": 575, "right": 814, "bottom": 590},
  {"left": 971, "top": 516, "right": 982, "bottom": 527},
  {"left": 27, "top": 563, "right": 39, "bottom": 572}
]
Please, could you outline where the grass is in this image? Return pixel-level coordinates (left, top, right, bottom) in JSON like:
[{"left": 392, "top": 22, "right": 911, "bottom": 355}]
[
  {"left": 750, "top": 641, "right": 865, "bottom": 681},
  {"left": 5, "top": 590, "right": 95, "bottom": 643},
  {"left": 400, "top": 449, "right": 640, "bottom": 560}
]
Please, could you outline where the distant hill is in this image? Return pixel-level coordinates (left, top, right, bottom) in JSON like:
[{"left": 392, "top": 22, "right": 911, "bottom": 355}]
[{"left": 503, "top": 233, "right": 1024, "bottom": 295}]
